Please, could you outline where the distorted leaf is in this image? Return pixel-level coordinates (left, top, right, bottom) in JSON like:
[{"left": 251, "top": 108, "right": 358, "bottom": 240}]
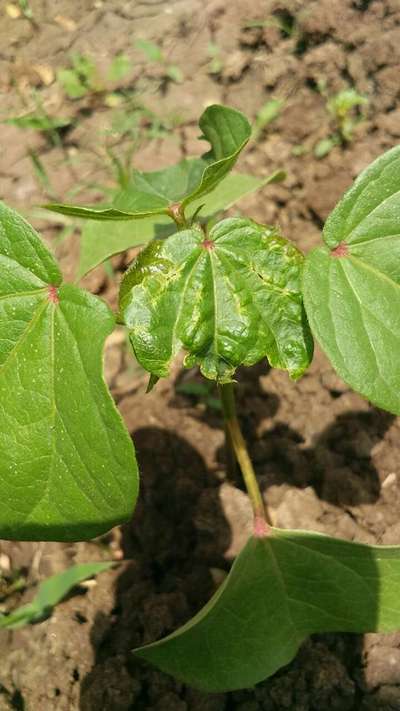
[{"left": 120, "top": 217, "right": 312, "bottom": 382}]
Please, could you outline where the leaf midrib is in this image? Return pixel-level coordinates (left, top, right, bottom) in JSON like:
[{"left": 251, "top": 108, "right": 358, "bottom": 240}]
[{"left": 24, "top": 299, "right": 119, "bottom": 525}]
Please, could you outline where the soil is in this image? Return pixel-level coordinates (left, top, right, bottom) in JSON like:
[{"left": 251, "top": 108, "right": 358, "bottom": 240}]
[{"left": 1, "top": 0, "right": 400, "bottom": 709}]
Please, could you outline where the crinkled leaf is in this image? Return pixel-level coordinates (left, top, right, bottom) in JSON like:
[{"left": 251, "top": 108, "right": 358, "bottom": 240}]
[
  {"left": 120, "top": 217, "right": 313, "bottom": 382},
  {"left": 136, "top": 529, "right": 400, "bottom": 692},
  {"left": 0, "top": 202, "right": 138, "bottom": 541},
  {"left": 44, "top": 105, "right": 252, "bottom": 222},
  {"left": 0, "top": 561, "right": 112, "bottom": 629},
  {"left": 77, "top": 170, "right": 285, "bottom": 278},
  {"left": 303, "top": 145, "right": 400, "bottom": 414}
]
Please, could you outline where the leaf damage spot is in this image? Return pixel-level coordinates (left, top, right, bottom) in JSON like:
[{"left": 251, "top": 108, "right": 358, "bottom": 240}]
[
  {"left": 201, "top": 239, "right": 215, "bottom": 251},
  {"left": 48, "top": 285, "right": 60, "bottom": 304},
  {"left": 331, "top": 242, "right": 349, "bottom": 258}
]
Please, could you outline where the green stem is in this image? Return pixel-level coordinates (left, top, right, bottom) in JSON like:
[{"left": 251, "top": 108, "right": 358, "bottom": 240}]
[
  {"left": 224, "top": 422, "right": 238, "bottom": 480},
  {"left": 219, "top": 383, "right": 271, "bottom": 530}
]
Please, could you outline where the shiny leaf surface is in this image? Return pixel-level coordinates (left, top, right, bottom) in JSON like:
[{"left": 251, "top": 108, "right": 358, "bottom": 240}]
[
  {"left": 120, "top": 217, "right": 313, "bottom": 382},
  {"left": 136, "top": 529, "right": 400, "bottom": 691},
  {"left": 303, "top": 146, "right": 400, "bottom": 414},
  {"left": 0, "top": 202, "right": 138, "bottom": 541}
]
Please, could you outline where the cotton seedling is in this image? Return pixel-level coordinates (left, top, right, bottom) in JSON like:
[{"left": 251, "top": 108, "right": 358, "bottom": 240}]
[{"left": 1, "top": 105, "right": 400, "bottom": 690}]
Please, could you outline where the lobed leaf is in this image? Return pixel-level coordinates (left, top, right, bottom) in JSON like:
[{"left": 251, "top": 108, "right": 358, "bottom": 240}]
[
  {"left": 0, "top": 561, "right": 112, "bottom": 629},
  {"left": 0, "top": 202, "right": 138, "bottom": 541},
  {"left": 303, "top": 145, "right": 400, "bottom": 414},
  {"left": 119, "top": 217, "right": 313, "bottom": 382},
  {"left": 136, "top": 529, "right": 400, "bottom": 692}
]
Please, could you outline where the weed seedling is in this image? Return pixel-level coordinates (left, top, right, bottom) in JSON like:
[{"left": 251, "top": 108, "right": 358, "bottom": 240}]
[
  {"left": 57, "top": 52, "right": 134, "bottom": 101},
  {"left": 2, "top": 105, "right": 400, "bottom": 691},
  {"left": 135, "top": 38, "right": 183, "bottom": 85},
  {"left": 315, "top": 86, "right": 368, "bottom": 157},
  {"left": 253, "top": 98, "right": 284, "bottom": 140},
  {"left": 207, "top": 42, "right": 224, "bottom": 75}
]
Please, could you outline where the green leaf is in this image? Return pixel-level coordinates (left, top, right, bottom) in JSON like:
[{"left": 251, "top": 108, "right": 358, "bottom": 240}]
[
  {"left": 0, "top": 202, "right": 138, "bottom": 540},
  {"left": 78, "top": 215, "right": 173, "bottom": 279},
  {"left": 314, "top": 136, "right": 339, "bottom": 159},
  {"left": 181, "top": 105, "right": 252, "bottom": 209},
  {"left": 135, "top": 529, "right": 400, "bottom": 692},
  {"left": 327, "top": 89, "right": 368, "bottom": 120},
  {"left": 4, "top": 114, "right": 71, "bottom": 132},
  {"left": 45, "top": 159, "right": 206, "bottom": 222},
  {"left": 166, "top": 65, "right": 184, "bottom": 83},
  {"left": 107, "top": 53, "right": 132, "bottom": 82},
  {"left": 253, "top": 99, "right": 284, "bottom": 140},
  {"left": 0, "top": 562, "right": 112, "bottom": 629},
  {"left": 76, "top": 170, "right": 285, "bottom": 278},
  {"left": 44, "top": 105, "right": 252, "bottom": 222},
  {"left": 114, "top": 166, "right": 283, "bottom": 220},
  {"left": 188, "top": 169, "right": 286, "bottom": 218},
  {"left": 114, "top": 159, "right": 207, "bottom": 210},
  {"left": 71, "top": 53, "right": 97, "bottom": 85},
  {"left": 135, "top": 38, "right": 164, "bottom": 63},
  {"left": 303, "top": 145, "right": 400, "bottom": 414},
  {"left": 57, "top": 68, "right": 88, "bottom": 99},
  {"left": 120, "top": 217, "right": 313, "bottom": 382},
  {"left": 42, "top": 202, "right": 170, "bottom": 222}
]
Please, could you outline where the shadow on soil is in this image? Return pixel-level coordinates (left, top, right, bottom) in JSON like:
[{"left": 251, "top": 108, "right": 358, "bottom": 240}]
[{"left": 80, "top": 368, "right": 395, "bottom": 710}]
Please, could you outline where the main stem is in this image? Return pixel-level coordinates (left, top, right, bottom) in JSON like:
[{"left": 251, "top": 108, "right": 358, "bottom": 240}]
[{"left": 219, "top": 383, "right": 271, "bottom": 531}]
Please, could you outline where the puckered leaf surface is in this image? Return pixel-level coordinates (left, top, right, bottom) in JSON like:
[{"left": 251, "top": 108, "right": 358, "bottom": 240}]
[
  {"left": 0, "top": 202, "right": 138, "bottom": 541},
  {"left": 44, "top": 105, "right": 252, "bottom": 222},
  {"left": 136, "top": 529, "right": 400, "bottom": 692},
  {"left": 119, "top": 217, "right": 313, "bottom": 382},
  {"left": 303, "top": 145, "right": 400, "bottom": 414}
]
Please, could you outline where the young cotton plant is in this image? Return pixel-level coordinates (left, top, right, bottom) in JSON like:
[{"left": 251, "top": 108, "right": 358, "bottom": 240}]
[{"left": 2, "top": 105, "right": 400, "bottom": 691}]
